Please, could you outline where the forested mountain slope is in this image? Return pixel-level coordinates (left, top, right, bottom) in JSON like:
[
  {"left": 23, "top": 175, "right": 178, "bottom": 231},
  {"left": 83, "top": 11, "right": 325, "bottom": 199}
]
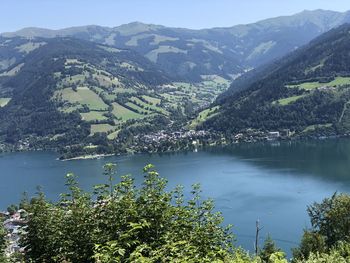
[
  {"left": 0, "top": 37, "right": 174, "bottom": 147},
  {"left": 203, "top": 24, "right": 350, "bottom": 136}
]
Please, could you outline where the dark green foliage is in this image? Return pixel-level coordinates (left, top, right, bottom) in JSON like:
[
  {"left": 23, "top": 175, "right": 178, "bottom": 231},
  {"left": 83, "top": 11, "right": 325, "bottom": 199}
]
[
  {"left": 207, "top": 24, "right": 350, "bottom": 135},
  {"left": 260, "top": 235, "right": 282, "bottom": 262},
  {"left": 6, "top": 204, "right": 18, "bottom": 215},
  {"left": 292, "top": 231, "right": 326, "bottom": 261},
  {"left": 0, "top": 219, "right": 6, "bottom": 262},
  {"left": 293, "top": 193, "right": 350, "bottom": 261},
  {"left": 308, "top": 193, "right": 350, "bottom": 246},
  {"left": 21, "top": 164, "right": 235, "bottom": 262}
]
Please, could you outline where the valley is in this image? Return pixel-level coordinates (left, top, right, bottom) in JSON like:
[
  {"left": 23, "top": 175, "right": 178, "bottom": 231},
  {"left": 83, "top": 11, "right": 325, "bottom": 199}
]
[
  {"left": 3, "top": 3, "right": 350, "bottom": 262},
  {"left": 0, "top": 37, "right": 231, "bottom": 158},
  {"left": 2, "top": 10, "right": 350, "bottom": 160},
  {"left": 52, "top": 58, "right": 229, "bottom": 139}
]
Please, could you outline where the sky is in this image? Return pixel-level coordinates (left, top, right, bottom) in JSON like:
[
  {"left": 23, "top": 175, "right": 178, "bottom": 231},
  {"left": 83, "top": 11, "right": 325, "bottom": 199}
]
[{"left": 1, "top": 0, "right": 350, "bottom": 33}]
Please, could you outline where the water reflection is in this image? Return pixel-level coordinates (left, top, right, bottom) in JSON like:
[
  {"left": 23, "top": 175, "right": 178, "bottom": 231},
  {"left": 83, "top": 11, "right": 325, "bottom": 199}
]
[{"left": 206, "top": 138, "right": 350, "bottom": 186}]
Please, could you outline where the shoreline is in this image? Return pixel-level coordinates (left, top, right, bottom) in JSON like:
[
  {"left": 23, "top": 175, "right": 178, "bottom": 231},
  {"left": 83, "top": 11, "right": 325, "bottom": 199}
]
[
  {"left": 59, "top": 153, "right": 116, "bottom": 161},
  {"left": 2, "top": 134, "right": 349, "bottom": 161}
]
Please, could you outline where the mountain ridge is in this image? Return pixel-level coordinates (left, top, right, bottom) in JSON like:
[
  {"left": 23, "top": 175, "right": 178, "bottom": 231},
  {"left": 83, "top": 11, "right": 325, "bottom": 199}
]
[
  {"left": 202, "top": 23, "right": 350, "bottom": 136},
  {"left": 3, "top": 9, "right": 350, "bottom": 81},
  {"left": 2, "top": 9, "right": 347, "bottom": 35}
]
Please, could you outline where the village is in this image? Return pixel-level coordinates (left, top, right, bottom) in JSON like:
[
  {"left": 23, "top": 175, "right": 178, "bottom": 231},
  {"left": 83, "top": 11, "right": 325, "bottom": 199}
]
[{"left": 1, "top": 209, "right": 26, "bottom": 259}]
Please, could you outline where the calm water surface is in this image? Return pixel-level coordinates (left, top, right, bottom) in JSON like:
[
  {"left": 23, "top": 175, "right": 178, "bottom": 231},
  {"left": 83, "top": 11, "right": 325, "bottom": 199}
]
[{"left": 1, "top": 139, "right": 350, "bottom": 255}]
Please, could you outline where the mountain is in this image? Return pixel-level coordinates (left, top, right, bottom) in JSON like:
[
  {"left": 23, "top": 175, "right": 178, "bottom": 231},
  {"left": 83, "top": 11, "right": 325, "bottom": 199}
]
[
  {"left": 201, "top": 24, "right": 350, "bottom": 136},
  {"left": 1, "top": 24, "right": 243, "bottom": 82},
  {"left": 0, "top": 37, "right": 171, "bottom": 147},
  {"left": 0, "top": 36, "right": 229, "bottom": 154},
  {"left": 3, "top": 10, "right": 350, "bottom": 81}
]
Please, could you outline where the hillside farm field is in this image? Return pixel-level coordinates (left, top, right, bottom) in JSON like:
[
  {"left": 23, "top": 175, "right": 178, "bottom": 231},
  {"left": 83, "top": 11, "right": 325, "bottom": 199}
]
[
  {"left": 188, "top": 106, "right": 220, "bottom": 128},
  {"left": 52, "top": 58, "right": 232, "bottom": 138},
  {"left": 80, "top": 111, "right": 108, "bottom": 122},
  {"left": 90, "top": 124, "right": 116, "bottom": 134},
  {"left": 0, "top": 98, "right": 11, "bottom": 107},
  {"left": 287, "top": 77, "right": 350, "bottom": 90},
  {"left": 272, "top": 94, "right": 307, "bottom": 106},
  {"left": 112, "top": 102, "right": 144, "bottom": 121},
  {"left": 58, "top": 87, "right": 109, "bottom": 111}
]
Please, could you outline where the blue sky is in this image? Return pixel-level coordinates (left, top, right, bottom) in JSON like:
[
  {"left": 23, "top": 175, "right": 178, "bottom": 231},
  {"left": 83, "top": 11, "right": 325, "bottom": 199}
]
[{"left": 1, "top": 0, "right": 350, "bottom": 33}]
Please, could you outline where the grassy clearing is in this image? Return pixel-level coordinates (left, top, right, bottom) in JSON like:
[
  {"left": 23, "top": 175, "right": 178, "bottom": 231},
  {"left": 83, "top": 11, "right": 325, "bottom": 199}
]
[
  {"left": 188, "top": 106, "right": 219, "bottom": 129},
  {"left": 125, "top": 102, "right": 151, "bottom": 114},
  {"left": 145, "top": 46, "right": 187, "bottom": 62},
  {"left": 273, "top": 95, "right": 306, "bottom": 106},
  {"left": 151, "top": 35, "right": 179, "bottom": 45},
  {"left": 201, "top": 75, "right": 231, "bottom": 86},
  {"left": 0, "top": 63, "right": 24, "bottom": 77},
  {"left": 305, "top": 60, "right": 325, "bottom": 74},
  {"left": 125, "top": 34, "right": 150, "bottom": 46},
  {"left": 114, "top": 87, "right": 137, "bottom": 94},
  {"left": 160, "top": 93, "right": 183, "bottom": 108},
  {"left": 0, "top": 98, "right": 11, "bottom": 107},
  {"left": 287, "top": 77, "right": 350, "bottom": 90},
  {"left": 59, "top": 87, "right": 108, "bottom": 111},
  {"left": 80, "top": 111, "right": 108, "bottom": 122},
  {"left": 103, "top": 92, "right": 118, "bottom": 101},
  {"left": 107, "top": 130, "right": 120, "bottom": 140},
  {"left": 112, "top": 102, "right": 144, "bottom": 121},
  {"left": 62, "top": 74, "right": 87, "bottom": 85},
  {"left": 142, "top": 95, "right": 161, "bottom": 105},
  {"left": 303, "top": 123, "right": 332, "bottom": 132},
  {"left": 90, "top": 124, "right": 116, "bottom": 134},
  {"left": 16, "top": 42, "right": 46, "bottom": 53},
  {"left": 84, "top": 145, "right": 98, "bottom": 150},
  {"left": 93, "top": 74, "right": 120, "bottom": 88},
  {"left": 130, "top": 97, "right": 167, "bottom": 115}
]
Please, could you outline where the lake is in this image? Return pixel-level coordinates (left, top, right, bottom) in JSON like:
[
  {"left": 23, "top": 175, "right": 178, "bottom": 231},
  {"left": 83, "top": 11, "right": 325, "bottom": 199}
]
[{"left": 1, "top": 138, "right": 350, "bottom": 256}]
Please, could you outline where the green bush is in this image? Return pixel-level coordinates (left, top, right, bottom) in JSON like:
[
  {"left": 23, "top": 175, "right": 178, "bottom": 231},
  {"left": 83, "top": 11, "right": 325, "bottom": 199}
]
[
  {"left": 0, "top": 220, "right": 6, "bottom": 262},
  {"left": 21, "top": 163, "right": 236, "bottom": 262},
  {"left": 293, "top": 193, "right": 350, "bottom": 261}
]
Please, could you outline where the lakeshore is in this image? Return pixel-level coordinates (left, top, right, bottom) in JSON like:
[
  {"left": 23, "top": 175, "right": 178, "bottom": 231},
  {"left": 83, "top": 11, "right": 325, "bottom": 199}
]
[
  {"left": 1, "top": 138, "right": 350, "bottom": 255},
  {"left": 59, "top": 153, "right": 116, "bottom": 161}
]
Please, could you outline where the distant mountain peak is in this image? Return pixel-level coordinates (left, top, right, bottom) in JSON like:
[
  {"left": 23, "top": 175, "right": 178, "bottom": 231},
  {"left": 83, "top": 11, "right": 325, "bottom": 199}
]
[
  {"left": 2, "top": 9, "right": 350, "bottom": 81},
  {"left": 113, "top": 21, "right": 164, "bottom": 36}
]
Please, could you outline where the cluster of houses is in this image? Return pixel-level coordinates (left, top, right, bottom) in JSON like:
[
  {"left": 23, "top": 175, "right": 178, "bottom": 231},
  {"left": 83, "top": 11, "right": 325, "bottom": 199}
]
[
  {"left": 139, "top": 129, "right": 208, "bottom": 144},
  {"left": 136, "top": 128, "right": 292, "bottom": 152},
  {"left": 1, "top": 209, "right": 26, "bottom": 258},
  {"left": 232, "top": 129, "right": 291, "bottom": 143}
]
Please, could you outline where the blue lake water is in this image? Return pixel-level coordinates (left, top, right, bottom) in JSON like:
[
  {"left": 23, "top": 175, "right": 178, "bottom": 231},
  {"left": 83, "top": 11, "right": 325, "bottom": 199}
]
[{"left": 1, "top": 139, "right": 350, "bottom": 255}]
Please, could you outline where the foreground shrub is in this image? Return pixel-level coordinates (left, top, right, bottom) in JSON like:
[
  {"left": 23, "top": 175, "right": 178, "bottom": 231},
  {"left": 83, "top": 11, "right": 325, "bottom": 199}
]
[
  {"left": 296, "top": 242, "right": 350, "bottom": 263},
  {"left": 20, "top": 163, "right": 235, "bottom": 262},
  {"left": 293, "top": 193, "right": 350, "bottom": 261}
]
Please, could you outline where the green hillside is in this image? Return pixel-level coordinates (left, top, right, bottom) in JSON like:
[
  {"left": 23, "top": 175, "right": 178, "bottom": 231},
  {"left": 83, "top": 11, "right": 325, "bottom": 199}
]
[
  {"left": 0, "top": 37, "right": 230, "bottom": 155},
  {"left": 203, "top": 24, "right": 350, "bottom": 136}
]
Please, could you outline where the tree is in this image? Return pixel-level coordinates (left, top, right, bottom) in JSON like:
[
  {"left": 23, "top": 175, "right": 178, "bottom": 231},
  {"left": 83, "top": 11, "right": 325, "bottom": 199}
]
[
  {"left": 293, "top": 193, "right": 350, "bottom": 262},
  {"left": 292, "top": 231, "right": 326, "bottom": 261},
  {"left": 260, "top": 235, "right": 282, "bottom": 262},
  {"left": 0, "top": 220, "right": 6, "bottom": 262},
  {"left": 296, "top": 241, "right": 350, "bottom": 263},
  {"left": 307, "top": 193, "right": 350, "bottom": 247},
  {"left": 6, "top": 204, "right": 18, "bottom": 216},
  {"left": 21, "top": 164, "right": 237, "bottom": 262}
]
